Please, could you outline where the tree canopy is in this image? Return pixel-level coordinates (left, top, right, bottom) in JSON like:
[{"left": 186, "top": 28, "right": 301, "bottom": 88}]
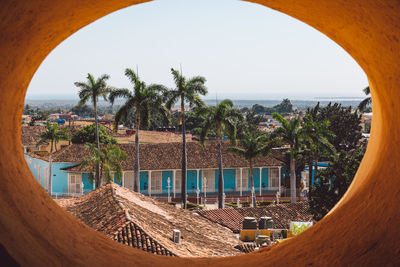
[{"left": 71, "top": 124, "right": 117, "bottom": 144}]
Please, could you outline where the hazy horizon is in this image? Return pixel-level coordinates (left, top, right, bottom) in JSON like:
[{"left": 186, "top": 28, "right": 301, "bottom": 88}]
[{"left": 27, "top": 0, "right": 368, "bottom": 100}]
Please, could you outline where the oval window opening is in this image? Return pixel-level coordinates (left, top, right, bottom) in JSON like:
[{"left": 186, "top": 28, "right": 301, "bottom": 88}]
[{"left": 22, "top": 0, "right": 370, "bottom": 258}]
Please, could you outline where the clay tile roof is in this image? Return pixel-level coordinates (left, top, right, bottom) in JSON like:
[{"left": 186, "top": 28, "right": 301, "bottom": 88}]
[
  {"left": 197, "top": 201, "right": 313, "bottom": 233},
  {"left": 21, "top": 125, "right": 45, "bottom": 146},
  {"left": 57, "top": 184, "right": 243, "bottom": 257},
  {"left": 50, "top": 141, "right": 285, "bottom": 171},
  {"left": 58, "top": 184, "right": 176, "bottom": 256}
]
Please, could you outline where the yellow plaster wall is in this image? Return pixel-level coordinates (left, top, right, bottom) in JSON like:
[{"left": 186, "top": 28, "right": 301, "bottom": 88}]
[{"left": 0, "top": 0, "right": 400, "bottom": 265}]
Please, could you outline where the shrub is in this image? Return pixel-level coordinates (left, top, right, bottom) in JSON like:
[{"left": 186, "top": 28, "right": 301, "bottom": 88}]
[
  {"left": 72, "top": 123, "right": 117, "bottom": 144},
  {"left": 186, "top": 202, "right": 203, "bottom": 211}
]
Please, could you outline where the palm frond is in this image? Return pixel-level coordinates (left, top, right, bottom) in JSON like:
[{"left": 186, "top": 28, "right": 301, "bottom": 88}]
[{"left": 109, "top": 88, "right": 132, "bottom": 105}]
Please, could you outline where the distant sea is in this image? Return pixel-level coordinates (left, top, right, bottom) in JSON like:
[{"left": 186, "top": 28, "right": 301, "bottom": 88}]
[
  {"left": 25, "top": 95, "right": 365, "bottom": 110},
  {"left": 204, "top": 98, "right": 364, "bottom": 109}
]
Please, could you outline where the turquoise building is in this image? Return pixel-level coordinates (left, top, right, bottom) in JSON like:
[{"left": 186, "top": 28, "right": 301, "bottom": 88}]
[{"left": 25, "top": 142, "right": 287, "bottom": 197}]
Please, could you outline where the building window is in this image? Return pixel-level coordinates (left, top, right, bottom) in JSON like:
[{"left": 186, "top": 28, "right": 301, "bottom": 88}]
[
  {"left": 236, "top": 168, "right": 249, "bottom": 191},
  {"left": 269, "top": 168, "right": 280, "bottom": 189},
  {"left": 202, "top": 169, "right": 215, "bottom": 192},
  {"left": 175, "top": 170, "right": 181, "bottom": 193},
  {"left": 123, "top": 171, "right": 134, "bottom": 190},
  {"left": 151, "top": 171, "right": 162, "bottom": 193},
  {"left": 69, "top": 173, "right": 82, "bottom": 194}
]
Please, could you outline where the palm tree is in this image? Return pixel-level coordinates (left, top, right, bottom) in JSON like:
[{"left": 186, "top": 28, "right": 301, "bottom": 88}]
[
  {"left": 165, "top": 68, "right": 208, "bottom": 209},
  {"left": 358, "top": 86, "right": 371, "bottom": 112},
  {"left": 36, "top": 122, "right": 69, "bottom": 195},
  {"left": 80, "top": 143, "right": 127, "bottom": 185},
  {"left": 229, "top": 130, "right": 279, "bottom": 207},
  {"left": 109, "top": 68, "right": 169, "bottom": 192},
  {"left": 272, "top": 113, "right": 304, "bottom": 203},
  {"left": 198, "top": 99, "right": 242, "bottom": 209},
  {"left": 75, "top": 73, "right": 113, "bottom": 188},
  {"left": 302, "top": 113, "right": 335, "bottom": 199}
]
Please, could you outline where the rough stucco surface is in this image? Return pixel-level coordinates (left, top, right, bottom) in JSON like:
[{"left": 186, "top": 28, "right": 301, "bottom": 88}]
[{"left": 0, "top": 0, "right": 400, "bottom": 266}]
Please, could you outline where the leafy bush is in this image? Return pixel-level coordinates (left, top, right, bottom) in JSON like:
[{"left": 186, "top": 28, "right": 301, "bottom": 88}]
[
  {"left": 186, "top": 202, "right": 203, "bottom": 211},
  {"left": 225, "top": 202, "right": 237, "bottom": 208},
  {"left": 72, "top": 123, "right": 117, "bottom": 144},
  {"left": 241, "top": 201, "right": 250, "bottom": 207}
]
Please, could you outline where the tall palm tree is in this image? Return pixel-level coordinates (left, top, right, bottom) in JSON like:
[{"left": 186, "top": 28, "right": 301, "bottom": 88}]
[
  {"left": 302, "top": 113, "right": 335, "bottom": 199},
  {"left": 75, "top": 73, "right": 113, "bottom": 188},
  {"left": 272, "top": 113, "right": 304, "bottom": 203},
  {"left": 198, "top": 99, "right": 242, "bottom": 209},
  {"left": 229, "top": 130, "right": 279, "bottom": 207},
  {"left": 80, "top": 143, "right": 127, "bottom": 185},
  {"left": 36, "top": 122, "right": 69, "bottom": 195},
  {"left": 165, "top": 68, "right": 208, "bottom": 209},
  {"left": 358, "top": 86, "right": 371, "bottom": 112},
  {"left": 109, "top": 68, "right": 169, "bottom": 192}
]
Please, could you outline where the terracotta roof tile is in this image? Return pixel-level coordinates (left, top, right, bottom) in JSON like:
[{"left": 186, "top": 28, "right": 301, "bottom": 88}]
[
  {"left": 57, "top": 184, "right": 243, "bottom": 257},
  {"left": 197, "top": 202, "right": 313, "bottom": 233},
  {"left": 41, "top": 141, "right": 285, "bottom": 170},
  {"left": 58, "top": 184, "right": 176, "bottom": 256}
]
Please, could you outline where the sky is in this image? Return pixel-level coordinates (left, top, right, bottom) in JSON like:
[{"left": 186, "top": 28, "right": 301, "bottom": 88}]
[{"left": 26, "top": 0, "right": 368, "bottom": 100}]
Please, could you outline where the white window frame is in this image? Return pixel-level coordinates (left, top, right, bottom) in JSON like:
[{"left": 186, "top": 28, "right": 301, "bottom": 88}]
[
  {"left": 269, "top": 168, "right": 280, "bottom": 189},
  {"left": 68, "top": 173, "right": 83, "bottom": 195},
  {"left": 202, "top": 169, "right": 215, "bottom": 193},
  {"left": 175, "top": 170, "right": 182, "bottom": 193},
  {"left": 150, "top": 171, "right": 162, "bottom": 194},
  {"left": 123, "top": 171, "right": 134, "bottom": 190},
  {"left": 236, "top": 168, "right": 249, "bottom": 191}
]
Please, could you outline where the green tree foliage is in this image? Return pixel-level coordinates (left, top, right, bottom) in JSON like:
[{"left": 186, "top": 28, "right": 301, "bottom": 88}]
[
  {"left": 302, "top": 113, "right": 335, "bottom": 196},
  {"left": 109, "top": 68, "right": 169, "bottom": 192},
  {"left": 198, "top": 99, "right": 242, "bottom": 208},
  {"left": 315, "top": 103, "right": 362, "bottom": 152},
  {"left": 272, "top": 113, "right": 304, "bottom": 203},
  {"left": 164, "top": 68, "right": 208, "bottom": 209},
  {"left": 80, "top": 143, "right": 127, "bottom": 186},
  {"left": 252, "top": 99, "right": 293, "bottom": 115},
  {"left": 358, "top": 86, "right": 372, "bottom": 112},
  {"left": 71, "top": 104, "right": 95, "bottom": 117},
  {"left": 229, "top": 130, "right": 279, "bottom": 207},
  {"left": 309, "top": 149, "right": 365, "bottom": 220},
  {"left": 36, "top": 122, "right": 69, "bottom": 195},
  {"left": 23, "top": 104, "right": 35, "bottom": 115},
  {"left": 71, "top": 124, "right": 117, "bottom": 145},
  {"left": 75, "top": 73, "right": 113, "bottom": 187}
]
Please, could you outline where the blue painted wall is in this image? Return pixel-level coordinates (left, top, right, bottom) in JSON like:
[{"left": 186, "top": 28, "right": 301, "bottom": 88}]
[
  {"left": 140, "top": 171, "right": 149, "bottom": 194},
  {"left": 114, "top": 174, "right": 123, "bottom": 186},
  {"left": 187, "top": 170, "right": 198, "bottom": 193},
  {"left": 82, "top": 173, "right": 95, "bottom": 193},
  {"left": 215, "top": 169, "right": 236, "bottom": 193},
  {"left": 252, "top": 168, "right": 261, "bottom": 189},
  {"left": 24, "top": 155, "right": 76, "bottom": 195},
  {"left": 262, "top": 168, "right": 269, "bottom": 188},
  {"left": 162, "top": 170, "right": 173, "bottom": 195}
]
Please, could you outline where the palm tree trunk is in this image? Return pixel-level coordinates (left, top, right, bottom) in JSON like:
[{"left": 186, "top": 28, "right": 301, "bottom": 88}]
[
  {"left": 249, "top": 160, "right": 256, "bottom": 207},
  {"left": 181, "top": 97, "right": 187, "bottom": 209},
  {"left": 290, "top": 154, "right": 296, "bottom": 203},
  {"left": 308, "top": 158, "right": 313, "bottom": 200},
  {"left": 314, "top": 159, "right": 318, "bottom": 185},
  {"left": 48, "top": 140, "right": 53, "bottom": 196},
  {"left": 217, "top": 137, "right": 224, "bottom": 209},
  {"left": 134, "top": 107, "right": 140, "bottom": 193},
  {"left": 94, "top": 102, "right": 101, "bottom": 188}
]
